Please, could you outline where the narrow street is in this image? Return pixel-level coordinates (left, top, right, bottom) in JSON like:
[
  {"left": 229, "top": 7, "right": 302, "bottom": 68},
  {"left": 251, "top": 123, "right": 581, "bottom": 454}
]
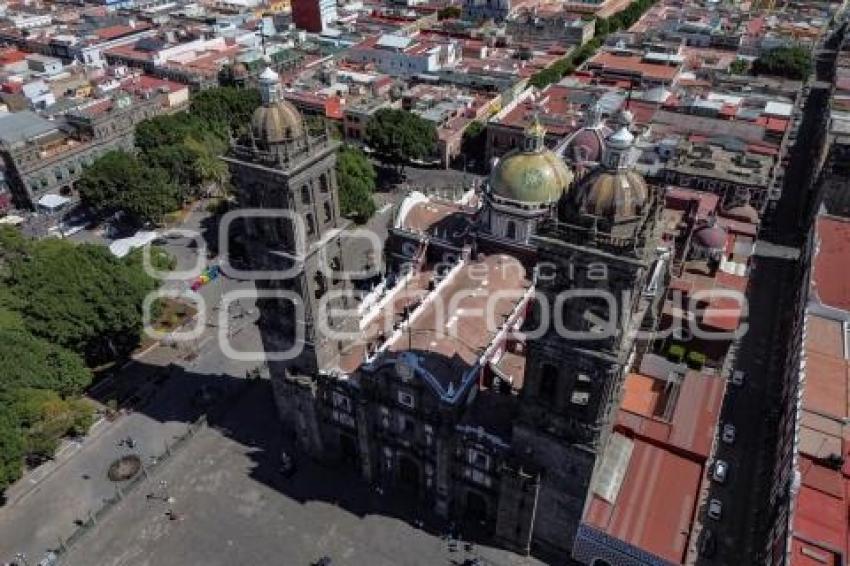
[{"left": 696, "top": 20, "right": 845, "bottom": 564}]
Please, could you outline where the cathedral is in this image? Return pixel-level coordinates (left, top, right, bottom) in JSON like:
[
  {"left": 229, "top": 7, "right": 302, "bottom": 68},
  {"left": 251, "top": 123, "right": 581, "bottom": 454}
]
[{"left": 226, "top": 68, "right": 668, "bottom": 560}]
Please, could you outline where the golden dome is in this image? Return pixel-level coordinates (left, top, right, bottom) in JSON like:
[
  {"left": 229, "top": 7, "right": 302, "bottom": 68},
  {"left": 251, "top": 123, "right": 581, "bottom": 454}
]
[
  {"left": 489, "top": 149, "right": 574, "bottom": 203},
  {"left": 581, "top": 169, "right": 648, "bottom": 219},
  {"left": 251, "top": 100, "right": 304, "bottom": 146}
]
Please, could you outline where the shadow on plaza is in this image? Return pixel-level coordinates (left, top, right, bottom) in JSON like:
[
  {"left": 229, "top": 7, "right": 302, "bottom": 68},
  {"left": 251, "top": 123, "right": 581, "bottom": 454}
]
[{"left": 88, "top": 359, "right": 517, "bottom": 563}]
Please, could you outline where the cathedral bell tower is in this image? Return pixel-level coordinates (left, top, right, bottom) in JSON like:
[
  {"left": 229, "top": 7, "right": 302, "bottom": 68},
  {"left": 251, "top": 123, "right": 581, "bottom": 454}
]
[
  {"left": 510, "top": 117, "right": 663, "bottom": 556},
  {"left": 224, "top": 66, "right": 354, "bottom": 378}
]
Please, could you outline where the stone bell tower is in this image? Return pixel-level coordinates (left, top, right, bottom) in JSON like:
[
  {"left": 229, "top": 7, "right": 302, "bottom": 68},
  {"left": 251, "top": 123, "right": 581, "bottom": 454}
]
[
  {"left": 224, "top": 68, "right": 356, "bottom": 455},
  {"left": 510, "top": 122, "right": 664, "bottom": 556}
]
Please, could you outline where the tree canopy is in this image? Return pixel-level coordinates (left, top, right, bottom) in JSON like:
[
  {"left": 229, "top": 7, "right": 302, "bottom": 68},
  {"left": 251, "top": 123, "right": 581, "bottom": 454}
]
[
  {"left": 0, "top": 329, "right": 91, "bottom": 396},
  {"left": 752, "top": 46, "right": 811, "bottom": 81},
  {"left": 79, "top": 86, "right": 261, "bottom": 223},
  {"left": 1, "top": 232, "right": 158, "bottom": 363},
  {"left": 366, "top": 108, "right": 437, "bottom": 171},
  {"left": 461, "top": 121, "right": 486, "bottom": 172},
  {"left": 190, "top": 86, "right": 261, "bottom": 137},
  {"left": 76, "top": 151, "right": 181, "bottom": 225},
  {"left": 0, "top": 227, "right": 162, "bottom": 491},
  {"left": 337, "top": 145, "right": 377, "bottom": 223}
]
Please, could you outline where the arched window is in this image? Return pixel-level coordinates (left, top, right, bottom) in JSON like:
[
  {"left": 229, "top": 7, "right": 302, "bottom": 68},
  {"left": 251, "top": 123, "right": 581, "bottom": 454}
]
[
  {"left": 301, "top": 185, "right": 311, "bottom": 205},
  {"left": 319, "top": 173, "right": 330, "bottom": 193},
  {"left": 505, "top": 220, "right": 517, "bottom": 240},
  {"left": 323, "top": 201, "right": 332, "bottom": 223},
  {"left": 306, "top": 213, "right": 316, "bottom": 236},
  {"left": 539, "top": 363, "right": 558, "bottom": 402}
]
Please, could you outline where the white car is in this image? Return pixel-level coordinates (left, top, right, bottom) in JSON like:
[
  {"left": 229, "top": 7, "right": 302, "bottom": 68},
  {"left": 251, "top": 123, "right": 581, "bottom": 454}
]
[
  {"left": 731, "top": 370, "right": 745, "bottom": 386},
  {"left": 708, "top": 499, "right": 723, "bottom": 520},
  {"left": 721, "top": 424, "right": 736, "bottom": 445},
  {"left": 713, "top": 460, "right": 729, "bottom": 483}
]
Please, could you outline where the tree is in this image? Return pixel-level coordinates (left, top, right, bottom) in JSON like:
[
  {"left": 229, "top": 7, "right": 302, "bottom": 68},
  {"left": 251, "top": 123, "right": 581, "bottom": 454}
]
[
  {"left": 729, "top": 58, "right": 749, "bottom": 75},
  {"left": 77, "top": 151, "right": 182, "bottom": 225},
  {"left": 461, "top": 121, "right": 486, "bottom": 171},
  {"left": 438, "top": 6, "right": 462, "bottom": 19},
  {"left": 0, "top": 408, "right": 24, "bottom": 491},
  {"left": 752, "top": 46, "right": 811, "bottom": 80},
  {"left": 3, "top": 388, "right": 93, "bottom": 461},
  {"left": 366, "top": 108, "right": 437, "bottom": 172},
  {"left": 184, "top": 134, "right": 230, "bottom": 195},
  {"left": 0, "top": 329, "right": 91, "bottom": 396},
  {"left": 337, "top": 146, "right": 377, "bottom": 223},
  {"left": 190, "top": 86, "right": 261, "bottom": 137},
  {"left": 144, "top": 143, "right": 201, "bottom": 189},
  {"left": 2, "top": 238, "right": 158, "bottom": 364}
]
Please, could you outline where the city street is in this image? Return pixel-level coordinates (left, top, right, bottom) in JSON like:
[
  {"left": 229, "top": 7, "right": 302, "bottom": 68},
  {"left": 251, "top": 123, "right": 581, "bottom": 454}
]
[{"left": 695, "top": 247, "right": 799, "bottom": 565}]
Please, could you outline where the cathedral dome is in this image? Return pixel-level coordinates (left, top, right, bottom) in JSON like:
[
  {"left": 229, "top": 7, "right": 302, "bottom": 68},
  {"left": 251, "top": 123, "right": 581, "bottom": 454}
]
[
  {"left": 490, "top": 150, "right": 574, "bottom": 203},
  {"left": 562, "top": 126, "right": 611, "bottom": 164},
  {"left": 252, "top": 100, "right": 304, "bottom": 145},
  {"left": 694, "top": 223, "right": 727, "bottom": 250},
  {"left": 489, "top": 119, "right": 573, "bottom": 204},
  {"left": 251, "top": 67, "right": 305, "bottom": 146},
  {"left": 580, "top": 169, "right": 648, "bottom": 220}
]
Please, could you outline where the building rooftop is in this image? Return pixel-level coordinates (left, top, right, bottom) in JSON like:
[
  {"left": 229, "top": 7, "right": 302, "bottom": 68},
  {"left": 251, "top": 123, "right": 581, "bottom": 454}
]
[
  {"left": 790, "top": 214, "right": 850, "bottom": 566},
  {"left": 0, "top": 110, "right": 59, "bottom": 146},
  {"left": 582, "top": 367, "right": 726, "bottom": 564}
]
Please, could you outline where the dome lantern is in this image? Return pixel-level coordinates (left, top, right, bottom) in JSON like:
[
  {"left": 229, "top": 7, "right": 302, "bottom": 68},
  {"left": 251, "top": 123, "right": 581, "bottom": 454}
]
[
  {"left": 523, "top": 115, "right": 547, "bottom": 153},
  {"left": 258, "top": 66, "right": 281, "bottom": 105},
  {"left": 602, "top": 126, "right": 635, "bottom": 170}
]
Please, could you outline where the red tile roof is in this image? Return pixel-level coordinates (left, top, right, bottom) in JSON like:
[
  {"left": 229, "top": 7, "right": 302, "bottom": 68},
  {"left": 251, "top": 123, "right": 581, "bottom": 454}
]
[
  {"left": 95, "top": 23, "right": 149, "bottom": 40},
  {"left": 588, "top": 52, "right": 680, "bottom": 82},
  {"left": 812, "top": 216, "right": 850, "bottom": 311}
]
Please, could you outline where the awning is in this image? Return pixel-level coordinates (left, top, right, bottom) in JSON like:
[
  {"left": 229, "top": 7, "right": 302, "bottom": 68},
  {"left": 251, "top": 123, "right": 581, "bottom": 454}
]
[{"left": 37, "top": 193, "right": 71, "bottom": 210}]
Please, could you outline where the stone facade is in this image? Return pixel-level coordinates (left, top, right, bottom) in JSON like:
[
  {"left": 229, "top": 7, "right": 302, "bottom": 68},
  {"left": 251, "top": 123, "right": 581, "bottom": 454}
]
[{"left": 0, "top": 91, "right": 178, "bottom": 210}]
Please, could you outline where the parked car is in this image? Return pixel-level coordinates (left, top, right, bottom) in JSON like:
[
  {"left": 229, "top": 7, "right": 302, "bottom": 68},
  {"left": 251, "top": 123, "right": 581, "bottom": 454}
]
[
  {"left": 699, "top": 528, "right": 717, "bottom": 558},
  {"left": 708, "top": 498, "right": 723, "bottom": 520},
  {"left": 713, "top": 460, "right": 729, "bottom": 483},
  {"left": 731, "top": 370, "right": 745, "bottom": 386},
  {"left": 722, "top": 423, "right": 736, "bottom": 445},
  {"left": 280, "top": 450, "right": 296, "bottom": 478}
]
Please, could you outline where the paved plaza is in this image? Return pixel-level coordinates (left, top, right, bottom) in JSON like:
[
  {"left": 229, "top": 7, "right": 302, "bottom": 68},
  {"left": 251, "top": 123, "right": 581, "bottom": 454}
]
[{"left": 56, "top": 383, "right": 541, "bottom": 566}]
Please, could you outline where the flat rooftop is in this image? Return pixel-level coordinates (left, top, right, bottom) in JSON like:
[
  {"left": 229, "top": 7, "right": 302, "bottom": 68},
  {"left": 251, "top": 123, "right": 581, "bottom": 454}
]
[{"left": 582, "top": 367, "right": 725, "bottom": 563}]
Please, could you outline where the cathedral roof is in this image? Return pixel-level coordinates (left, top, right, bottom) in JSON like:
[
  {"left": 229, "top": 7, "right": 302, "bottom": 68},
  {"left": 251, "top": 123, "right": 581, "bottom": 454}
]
[{"left": 489, "top": 148, "right": 574, "bottom": 204}]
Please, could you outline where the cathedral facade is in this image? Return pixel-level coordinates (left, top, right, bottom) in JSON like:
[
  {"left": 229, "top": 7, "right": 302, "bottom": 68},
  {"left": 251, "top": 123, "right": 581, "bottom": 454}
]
[{"left": 227, "top": 69, "right": 668, "bottom": 561}]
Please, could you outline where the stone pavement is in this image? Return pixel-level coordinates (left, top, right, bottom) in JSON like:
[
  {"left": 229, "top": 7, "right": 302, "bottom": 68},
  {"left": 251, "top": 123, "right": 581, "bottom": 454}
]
[{"left": 58, "top": 383, "right": 541, "bottom": 566}]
